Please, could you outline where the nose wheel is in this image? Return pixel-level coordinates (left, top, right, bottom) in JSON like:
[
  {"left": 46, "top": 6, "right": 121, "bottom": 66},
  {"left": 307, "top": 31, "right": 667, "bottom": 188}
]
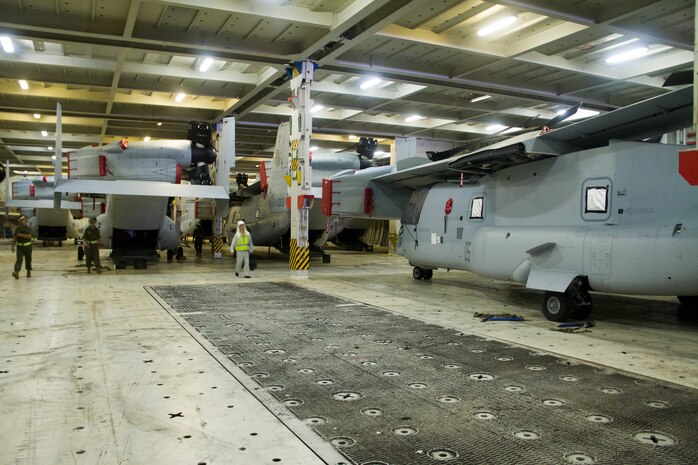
[{"left": 412, "top": 266, "right": 433, "bottom": 280}]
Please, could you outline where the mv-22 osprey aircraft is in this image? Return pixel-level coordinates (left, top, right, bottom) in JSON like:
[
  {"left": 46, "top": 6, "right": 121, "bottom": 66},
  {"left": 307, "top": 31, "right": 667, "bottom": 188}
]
[
  {"left": 52, "top": 107, "right": 229, "bottom": 267},
  {"left": 324, "top": 86, "right": 698, "bottom": 321},
  {"left": 228, "top": 122, "right": 378, "bottom": 255}
]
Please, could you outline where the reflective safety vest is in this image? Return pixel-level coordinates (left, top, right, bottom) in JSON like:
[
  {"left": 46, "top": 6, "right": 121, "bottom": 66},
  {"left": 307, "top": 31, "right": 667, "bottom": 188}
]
[
  {"left": 17, "top": 241, "right": 31, "bottom": 247},
  {"left": 234, "top": 234, "right": 250, "bottom": 252}
]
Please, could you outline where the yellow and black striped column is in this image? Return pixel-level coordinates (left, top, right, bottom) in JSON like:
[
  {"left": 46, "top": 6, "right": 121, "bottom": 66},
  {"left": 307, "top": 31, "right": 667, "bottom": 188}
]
[
  {"left": 212, "top": 233, "right": 223, "bottom": 258},
  {"left": 289, "top": 238, "right": 309, "bottom": 272}
]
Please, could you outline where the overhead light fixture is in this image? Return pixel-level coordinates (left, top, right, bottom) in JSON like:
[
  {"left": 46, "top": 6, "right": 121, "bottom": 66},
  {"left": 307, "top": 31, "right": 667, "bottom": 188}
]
[
  {"left": 144, "top": 136, "right": 151, "bottom": 142},
  {"left": 0, "top": 36, "right": 14, "bottom": 53},
  {"left": 477, "top": 16, "right": 517, "bottom": 37},
  {"left": 33, "top": 113, "right": 41, "bottom": 119},
  {"left": 175, "top": 92, "right": 186, "bottom": 102},
  {"left": 560, "top": 108, "right": 600, "bottom": 121},
  {"left": 310, "top": 104, "right": 324, "bottom": 113},
  {"left": 18, "top": 80, "right": 28, "bottom": 90},
  {"left": 47, "top": 146, "right": 54, "bottom": 151},
  {"left": 157, "top": 122, "right": 163, "bottom": 126},
  {"left": 605, "top": 46, "right": 648, "bottom": 64},
  {"left": 360, "top": 78, "right": 381, "bottom": 90},
  {"left": 470, "top": 95, "right": 491, "bottom": 103},
  {"left": 486, "top": 124, "right": 507, "bottom": 131},
  {"left": 199, "top": 57, "right": 214, "bottom": 72},
  {"left": 349, "top": 135, "right": 357, "bottom": 140},
  {"left": 405, "top": 115, "right": 425, "bottom": 122},
  {"left": 41, "top": 130, "right": 48, "bottom": 137}
]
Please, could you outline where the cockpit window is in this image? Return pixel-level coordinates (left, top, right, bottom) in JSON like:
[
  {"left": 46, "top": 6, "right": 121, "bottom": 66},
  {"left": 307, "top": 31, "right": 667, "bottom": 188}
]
[
  {"left": 585, "top": 186, "right": 608, "bottom": 213},
  {"left": 401, "top": 188, "right": 429, "bottom": 225},
  {"left": 469, "top": 196, "right": 484, "bottom": 219}
]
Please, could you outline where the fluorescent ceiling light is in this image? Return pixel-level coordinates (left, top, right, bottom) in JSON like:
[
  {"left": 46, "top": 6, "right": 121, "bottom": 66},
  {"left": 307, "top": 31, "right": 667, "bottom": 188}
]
[
  {"left": 175, "top": 92, "right": 186, "bottom": 102},
  {"left": 18, "top": 80, "right": 28, "bottom": 90},
  {"left": 310, "top": 104, "right": 324, "bottom": 113},
  {"left": 0, "top": 36, "right": 14, "bottom": 53},
  {"left": 48, "top": 146, "right": 54, "bottom": 151},
  {"left": 349, "top": 135, "right": 357, "bottom": 140},
  {"left": 606, "top": 46, "right": 648, "bottom": 64},
  {"left": 405, "top": 115, "right": 425, "bottom": 122},
  {"left": 477, "top": 16, "right": 517, "bottom": 37},
  {"left": 486, "top": 124, "right": 507, "bottom": 131},
  {"left": 51, "top": 155, "right": 56, "bottom": 160},
  {"left": 144, "top": 136, "right": 151, "bottom": 142},
  {"left": 199, "top": 57, "right": 214, "bottom": 72},
  {"left": 502, "top": 127, "right": 522, "bottom": 134},
  {"left": 157, "top": 122, "right": 162, "bottom": 126},
  {"left": 41, "top": 130, "right": 48, "bottom": 137},
  {"left": 470, "top": 95, "right": 491, "bottom": 103},
  {"left": 360, "top": 78, "right": 381, "bottom": 90},
  {"left": 560, "top": 108, "right": 600, "bottom": 121},
  {"left": 33, "top": 113, "right": 41, "bottom": 119}
]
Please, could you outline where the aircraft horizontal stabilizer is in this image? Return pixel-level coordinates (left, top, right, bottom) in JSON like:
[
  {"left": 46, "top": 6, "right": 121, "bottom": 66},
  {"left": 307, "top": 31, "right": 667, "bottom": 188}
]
[{"left": 55, "top": 179, "right": 229, "bottom": 199}]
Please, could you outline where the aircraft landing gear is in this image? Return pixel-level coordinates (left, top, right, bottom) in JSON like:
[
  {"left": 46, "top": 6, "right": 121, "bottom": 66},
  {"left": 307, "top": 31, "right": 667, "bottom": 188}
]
[
  {"left": 167, "top": 249, "right": 175, "bottom": 261},
  {"left": 412, "top": 267, "right": 433, "bottom": 280},
  {"left": 542, "top": 279, "right": 592, "bottom": 322},
  {"left": 176, "top": 246, "right": 184, "bottom": 259}
]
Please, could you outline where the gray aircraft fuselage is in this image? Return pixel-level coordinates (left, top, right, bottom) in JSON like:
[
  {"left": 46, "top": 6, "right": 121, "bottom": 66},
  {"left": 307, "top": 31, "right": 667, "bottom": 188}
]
[{"left": 397, "top": 140, "right": 698, "bottom": 297}]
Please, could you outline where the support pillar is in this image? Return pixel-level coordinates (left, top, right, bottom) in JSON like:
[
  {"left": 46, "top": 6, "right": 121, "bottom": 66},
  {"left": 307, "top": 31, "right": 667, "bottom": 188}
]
[{"left": 286, "top": 60, "right": 316, "bottom": 278}]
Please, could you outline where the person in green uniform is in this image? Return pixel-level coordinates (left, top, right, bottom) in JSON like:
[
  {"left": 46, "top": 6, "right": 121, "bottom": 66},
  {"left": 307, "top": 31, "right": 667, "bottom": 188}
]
[
  {"left": 12, "top": 216, "right": 33, "bottom": 279},
  {"left": 230, "top": 220, "right": 254, "bottom": 278},
  {"left": 82, "top": 217, "right": 102, "bottom": 274},
  {"left": 193, "top": 222, "right": 204, "bottom": 258}
]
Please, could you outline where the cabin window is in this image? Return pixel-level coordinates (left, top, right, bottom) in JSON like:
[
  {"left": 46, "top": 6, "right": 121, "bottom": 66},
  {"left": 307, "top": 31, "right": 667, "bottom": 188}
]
[
  {"left": 469, "top": 196, "right": 484, "bottom": 219},
  {"left": 585, "top": 186, "right": 608, "bottom": 213},
  {"left": 401, "top": 188, "right": 429, "bottom": 225}
]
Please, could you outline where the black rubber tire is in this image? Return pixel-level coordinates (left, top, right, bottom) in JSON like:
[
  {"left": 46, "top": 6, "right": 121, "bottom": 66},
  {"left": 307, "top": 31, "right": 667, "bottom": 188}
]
[
  {"left": 177, "top": 246, "right": 184, "bottom": 259},
  {"left": 77, "top": 246, "right": 84, "bottom": 261},
  {"left": 167, "top": 249, "right": 175, "bottom": 261},
  {"left": 412, "top": 267, "right": 424, "bottom": 280},
  {"left": 542, "top": 291, "right": 572, "bottom": 322},
  {"left": 678, "top": 296, "right": 698, "bottom": 307},
  {"left": 571, "top": 289, "right": 593, "bottom": 320},
  {"left": 423, "top": 269, "right": 433, "bottom": 280}
]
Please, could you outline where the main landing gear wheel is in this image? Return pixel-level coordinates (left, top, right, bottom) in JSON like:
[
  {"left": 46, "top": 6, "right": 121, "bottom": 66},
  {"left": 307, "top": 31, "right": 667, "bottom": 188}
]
[
  {"left": 423, "top": 269, "right": 433, "bottom": 280},
  {"left": 77, "top": 246, "right": 84, "bottom": 261},
  {"left": 176, "top": 246, "right": 184, "bottom": 259},
  {"left": 542, "top": 280, "right": 593, "bottom": 322},
  {"left": 167, "top": 249, "right": 175, "bottom": 261},
  {"left": 542, "top": 291, "right": 570, "bottom": 322}
]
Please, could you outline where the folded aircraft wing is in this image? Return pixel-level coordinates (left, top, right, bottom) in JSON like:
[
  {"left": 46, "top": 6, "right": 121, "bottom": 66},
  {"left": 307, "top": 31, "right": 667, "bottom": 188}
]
[
  {"left": 55, "top": 179, "right": 229, "bottom": 199},
  {"left": 374, "top": 86, "right": 693, "bottom": 189}
]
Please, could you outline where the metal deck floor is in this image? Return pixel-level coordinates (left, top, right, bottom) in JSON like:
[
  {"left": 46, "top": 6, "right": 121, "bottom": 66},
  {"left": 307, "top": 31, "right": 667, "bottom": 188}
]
[{"left": 151, "top": 282, "right": 698, "bottom": 465}]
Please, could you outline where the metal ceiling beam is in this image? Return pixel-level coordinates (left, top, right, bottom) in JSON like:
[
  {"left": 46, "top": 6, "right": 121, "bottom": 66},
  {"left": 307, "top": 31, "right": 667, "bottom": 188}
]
[
  {"left": 491, "top": 0, "right": 692, "bottom": 50},
  {"left": 158, "top": 0, "right": 334, "bottom": 28}
]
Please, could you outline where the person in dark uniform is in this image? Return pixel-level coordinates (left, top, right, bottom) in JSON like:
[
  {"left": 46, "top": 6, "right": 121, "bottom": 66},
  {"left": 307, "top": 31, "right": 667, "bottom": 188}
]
[
  {"left": 193, "top": 222, "right": 204, "bottom": 259},
  {"left": 12, "top": 216, "right": 33, "bottom": 279},
  {"left": 82, "top": 217, "right": 102, "bottom": 274}
]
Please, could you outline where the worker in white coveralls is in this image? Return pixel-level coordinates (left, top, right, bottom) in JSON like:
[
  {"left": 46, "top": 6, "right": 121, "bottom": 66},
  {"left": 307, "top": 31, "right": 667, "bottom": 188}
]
[{"left": 230, "top": 220, "right": 254, "bottom": 278}]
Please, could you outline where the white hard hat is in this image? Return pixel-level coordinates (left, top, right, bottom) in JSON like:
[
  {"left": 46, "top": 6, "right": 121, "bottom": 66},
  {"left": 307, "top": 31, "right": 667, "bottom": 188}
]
[{"left": 237, "top": 220, "right": 245, "bottom": 225}]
